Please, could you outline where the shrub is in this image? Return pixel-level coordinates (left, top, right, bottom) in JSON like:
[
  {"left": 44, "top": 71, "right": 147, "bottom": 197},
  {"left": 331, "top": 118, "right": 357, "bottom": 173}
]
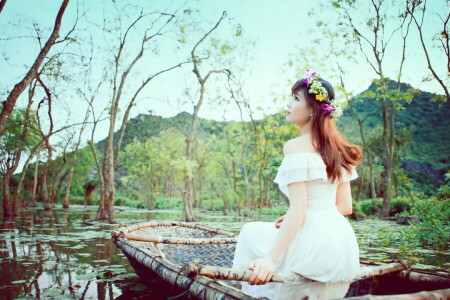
[
  {"left": 258, "top": 204, "right": 288, "bottom": 215},
  {"left": 357, "top": 198, "right": 383, "bottom": 216},
  {"left": 390, "top": 197, "right": 450, "bottom": 250},
  {"left": 390, "top": 197, "right": 412, "bottom": 216},
  {"left": 154, "top": 197, "right": 183, "bottom": 209}
]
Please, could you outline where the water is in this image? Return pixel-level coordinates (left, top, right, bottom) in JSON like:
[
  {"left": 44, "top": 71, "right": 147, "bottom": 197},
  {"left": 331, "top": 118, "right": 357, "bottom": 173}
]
[{"left": 0, "top": 205, "right": 448, "bottom": 299}]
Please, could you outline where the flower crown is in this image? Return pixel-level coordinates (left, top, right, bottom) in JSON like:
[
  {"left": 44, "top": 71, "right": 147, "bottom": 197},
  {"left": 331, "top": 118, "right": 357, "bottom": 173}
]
[{"left": 300, "top": 69, "right": 342, "bottom": 119}]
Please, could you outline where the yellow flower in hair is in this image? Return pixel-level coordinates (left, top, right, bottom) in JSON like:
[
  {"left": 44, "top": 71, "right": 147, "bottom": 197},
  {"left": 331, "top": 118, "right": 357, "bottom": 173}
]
[{"left": 315, "top": 94, "right": 324, "bottom": 101}]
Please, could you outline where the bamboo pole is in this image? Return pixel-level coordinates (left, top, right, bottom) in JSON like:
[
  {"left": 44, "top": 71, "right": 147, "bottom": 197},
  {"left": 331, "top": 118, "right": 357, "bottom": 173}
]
[
  {"left": 181, "top": 262, "right": 315, "bottom": 283},
  {"left": 342, "top": 287, "right": 450, "bottom": 299},
  {"left": 181, "top": 260, "right": 412, "bottom": 283},
  {"left": 114, "top": 231, "right": 237, "bottom": 244},
  {"left": 356, "top": 260, "right": 411, "bottom": 280},
  {"left": 112, "top": 220, "right": 236, "bottom": 238},
  {"left": 394, "top": 269, "right": 450, "bottom": 286}
]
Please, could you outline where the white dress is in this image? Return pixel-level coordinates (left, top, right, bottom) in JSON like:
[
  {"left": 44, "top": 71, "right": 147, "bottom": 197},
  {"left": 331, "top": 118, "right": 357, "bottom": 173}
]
[{"left": 232, "top": 153, "right": 361, "bottom": 300}]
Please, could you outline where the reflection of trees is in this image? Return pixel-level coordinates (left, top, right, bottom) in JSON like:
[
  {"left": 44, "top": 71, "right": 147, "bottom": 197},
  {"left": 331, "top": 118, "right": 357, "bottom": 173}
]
[
  {"left": 79, "top": 280, "right": 91, "bottom": 299},
  {"left": 1, "top": 206, "right": 132, "bottom": 299},
  {"left": 0, "top": 221, "right": 16, "bottom": 299},
  {"left": 83, "top": 209, "right": 90, "bottom": 224},
  {"left": 66, "top": 253, "right": 77, "bottom": 298},
  {"left": 0, "top": 221, "right": 13, "bottom": 258},
  {"left": 95, "top": 237, "right": 112, "bottom": 300},
  {"left": 31, "top": 242, "right": 44, "bottom": 299}
]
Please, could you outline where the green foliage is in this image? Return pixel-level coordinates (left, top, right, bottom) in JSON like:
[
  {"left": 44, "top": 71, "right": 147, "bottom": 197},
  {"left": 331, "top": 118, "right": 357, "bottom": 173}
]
[
  {"left": 352, "top": 199, "right": 366, "bottom": 219},
  {"left": 356, "top": 198, "right": 383, "bottom": 216},
  {"left": 57, "top": 195, "right": 85, "bottom": 205},
  {"left": 68, "top": 147, "right": 96, "bottom": 196},
  {"left": 380, "top": 197, "right": 450, "bottom": 250},
  {"left": 355, "top": 197, "right": 412, "bottom": 217},
  {"left": 114, "top": 195, "right": 147, "bottom": 209},
  {"left": 257, "top": 204, "right": 288, "bottom": 216},
  {"left": 154, "top": 197, "right": 183, "bottom": 210},
  {"left": 390, "top": 197, "right": 413, "bottom": 216},
  {"left": 436, "top": 171, "right": 450, "bottom": 200},
  {"left": 12, "top": 77, "right": 446, "bottom": 214},
  {"left": 340, "top": 79, "right": 449, "bottom": 191},
  {"left": 0, "top": 107, "right": 40, "bottom": 167}
]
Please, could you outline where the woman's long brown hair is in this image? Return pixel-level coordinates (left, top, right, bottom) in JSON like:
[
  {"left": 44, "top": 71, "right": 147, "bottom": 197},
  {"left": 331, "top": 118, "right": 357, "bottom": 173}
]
[{"left": 291, "top": 77, "right": 362, "bottom": 184}]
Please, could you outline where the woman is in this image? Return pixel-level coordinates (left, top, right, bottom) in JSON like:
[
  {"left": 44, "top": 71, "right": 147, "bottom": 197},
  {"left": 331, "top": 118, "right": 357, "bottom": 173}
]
[{"left": 232, "top": 69, "right": 362, "bottom": 300}]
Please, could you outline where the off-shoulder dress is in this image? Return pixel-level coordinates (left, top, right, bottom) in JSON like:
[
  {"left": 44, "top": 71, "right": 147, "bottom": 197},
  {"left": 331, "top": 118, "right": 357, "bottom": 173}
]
[{"left": 232, "top": 153, "right": 361, "bottom": 300}]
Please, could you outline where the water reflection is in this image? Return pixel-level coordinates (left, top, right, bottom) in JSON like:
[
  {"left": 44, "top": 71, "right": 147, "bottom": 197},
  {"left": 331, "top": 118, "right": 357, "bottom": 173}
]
[
  {"left": 0, "top": 206, "right": 447, "bottom": 299},
  {"left": 0, "top": 205, "right": 187, "bottom": 299}
]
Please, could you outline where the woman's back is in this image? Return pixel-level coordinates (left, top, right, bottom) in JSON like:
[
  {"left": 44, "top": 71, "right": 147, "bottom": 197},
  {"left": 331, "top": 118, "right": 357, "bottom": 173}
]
[{"left": 274, "top": 152, "right": 358, "bottom": 208}]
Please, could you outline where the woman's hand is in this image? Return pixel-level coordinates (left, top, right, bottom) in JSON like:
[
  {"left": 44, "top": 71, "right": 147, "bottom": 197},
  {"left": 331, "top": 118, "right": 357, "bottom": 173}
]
[
  {"left": 248, "top": 256, "right": 276, "bottom": 285},
  {"left": 274, "top": 214, "right": 285, "bottom": 229}
]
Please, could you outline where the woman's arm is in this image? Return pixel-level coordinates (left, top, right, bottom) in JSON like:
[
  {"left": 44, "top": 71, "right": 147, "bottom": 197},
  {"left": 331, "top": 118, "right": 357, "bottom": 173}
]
[
  {"left": 266, "top": 180, "right": 307, "bottom": 263},
  {"left": 336, "top": 181, "right": 353, "bottom": 215}
]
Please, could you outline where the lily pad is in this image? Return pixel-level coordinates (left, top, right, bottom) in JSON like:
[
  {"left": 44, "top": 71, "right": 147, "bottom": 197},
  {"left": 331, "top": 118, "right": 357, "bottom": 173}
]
[{"left": 11, "top": 280, "right": 27, "bottom": 284}]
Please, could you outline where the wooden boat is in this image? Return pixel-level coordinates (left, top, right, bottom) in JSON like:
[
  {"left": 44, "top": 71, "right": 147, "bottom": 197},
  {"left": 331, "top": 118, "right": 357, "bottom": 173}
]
[{"left": 112, "top": 220, "right": 450, "bottom": 299}]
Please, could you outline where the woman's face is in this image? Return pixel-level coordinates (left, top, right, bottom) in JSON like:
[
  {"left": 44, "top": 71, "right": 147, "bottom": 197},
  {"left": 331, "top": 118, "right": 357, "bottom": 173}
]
[{"left": 285, "top": 89, "right": 312, "bottom": 125}]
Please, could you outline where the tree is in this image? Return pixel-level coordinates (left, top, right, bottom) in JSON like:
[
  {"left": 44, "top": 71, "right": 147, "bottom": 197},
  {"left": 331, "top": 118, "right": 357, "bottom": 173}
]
[
  {"left": 332, "top": 0, "right": 416, "bottom": 217},
  {"left": 179, "top": 11, "right": 232, "bottom": 221},
  {"left": 0, "top": 0, "right": 72, "bottom": 137},
  {"left": 94, "top": 4, "right": 190, "bottom": 223},
  {"left": 62, "top": 113, "right": 89, "bottom": 208},
  {"left": 0, "top": 0, "right": 8, "bottom": 14},
  {"left": 406, "top": 0, "right": 449, "bottom": 102},
  {"left": 0, "top": 104, "right": 39, "bottom": 218}
]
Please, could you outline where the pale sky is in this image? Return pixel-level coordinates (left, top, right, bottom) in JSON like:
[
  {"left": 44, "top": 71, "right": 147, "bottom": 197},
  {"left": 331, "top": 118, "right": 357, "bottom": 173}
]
[{"left": 0, "top": 0, "right": 448, "bottom": 151}]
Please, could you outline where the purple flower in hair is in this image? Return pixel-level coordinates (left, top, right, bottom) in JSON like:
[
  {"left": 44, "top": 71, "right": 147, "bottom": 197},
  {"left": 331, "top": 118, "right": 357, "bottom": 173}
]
[
  {"left": 302, "top": 78, "right": 309, "bottom": 84},
  {"left": 321, "top": 103, "right": 335, "bottom": 115}
]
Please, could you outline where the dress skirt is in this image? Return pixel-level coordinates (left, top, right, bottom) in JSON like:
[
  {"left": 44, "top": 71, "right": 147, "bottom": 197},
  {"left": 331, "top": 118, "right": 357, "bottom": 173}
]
[{"left": 231, "top": 205, "right": 361, "bottom": 300}]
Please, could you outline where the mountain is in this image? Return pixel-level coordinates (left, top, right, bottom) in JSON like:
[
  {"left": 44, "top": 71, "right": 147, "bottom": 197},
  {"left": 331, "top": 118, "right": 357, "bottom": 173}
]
[
  {"left": 337, "top": 79, "right": 449, "bottom": 187},
  {"left": 94, "top": 79, "right": 449, "bottom": 189}
]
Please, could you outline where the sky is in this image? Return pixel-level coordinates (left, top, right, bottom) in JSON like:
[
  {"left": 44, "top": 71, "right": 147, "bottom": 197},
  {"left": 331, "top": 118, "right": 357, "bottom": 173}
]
[{"left": 0, "top": 0, "right": 448, "bottom": 150}]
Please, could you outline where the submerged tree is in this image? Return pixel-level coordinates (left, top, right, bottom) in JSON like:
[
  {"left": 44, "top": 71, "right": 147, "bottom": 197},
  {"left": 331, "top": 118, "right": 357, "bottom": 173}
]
[
  {"left": 0, "top": 104, "right": 39, "bottom": 218},
  {"left": 331, "top": 0, "right": 418, "bottom": 217},
  {"left": 89, "top": 3, "right": 190, "bottom": 223}
]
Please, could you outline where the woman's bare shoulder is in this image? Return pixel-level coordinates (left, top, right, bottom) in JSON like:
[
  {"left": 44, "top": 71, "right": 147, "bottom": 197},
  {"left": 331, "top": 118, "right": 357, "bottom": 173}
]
[{"left": 283, "top": 137, "right": 315, "bottom": 155}]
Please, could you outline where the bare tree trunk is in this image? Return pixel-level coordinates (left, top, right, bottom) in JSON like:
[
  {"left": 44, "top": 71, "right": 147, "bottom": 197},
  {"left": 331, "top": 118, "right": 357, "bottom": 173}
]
[
  {"left": 0, "top": 0, "right": 8, "bottom": 14},
  {"left": 0, "top": 0, "right": 70, "bottom": 137},
  {"left": 380, "top": 93, "right": 393, "bottom": 217},
  {"left": 12, "top": 152, "right": 37, "bottom": 215},
  {"left": 63, "top": 113, "right": 88, "bottom": 209},
  {"left": 336, "top": 65, "right": 377, "bottom": 210},
  {"left": 99, "top": 119, "right": 116, "bottom": 222},
  {"left": 338, "top": 0, "right": 412, "bottom": 218},
  {"left": 228, "top": 76, "right": 254, "bottom": 214},
  {"left": 0, "top": 82, "right": 36, "bottom": 217},
  {"left": 36, "top": 77, "right": 55, "bottom": 211},
  {"left": 407, "top": 1, "right": 449, "bottom": 102},
  {"left": 30, "top": 151, "right": 40, "bottom": 207},
  {"left": 95, "top": 10, "right": 181, "bottom": 223},
  {"left": 50, "top": 140, "right": 70, "bottom": 205},
  {"left": 84, "top": 182, "right": 97, "bottom": 206},
  {"left": 183, "top": 11, "right": 231, "bottom": 222},
  {"left": 42, "top": 159, "right": 51, "bottom": 210},
  {"left": 2, "top": 173, "right": 13, "bottom": 217},
  {"left": 63, "top": 166, "right": 75, "bottom": 208}
]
